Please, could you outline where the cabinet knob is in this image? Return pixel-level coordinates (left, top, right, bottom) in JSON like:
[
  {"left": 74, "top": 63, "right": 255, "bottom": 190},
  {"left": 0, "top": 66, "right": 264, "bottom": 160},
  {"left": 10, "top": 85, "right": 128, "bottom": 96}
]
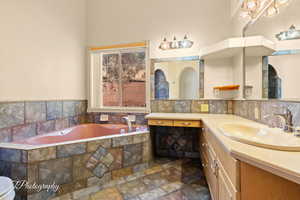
[{"left": 202, "top": 163, "right": 207, "bottom": 168}]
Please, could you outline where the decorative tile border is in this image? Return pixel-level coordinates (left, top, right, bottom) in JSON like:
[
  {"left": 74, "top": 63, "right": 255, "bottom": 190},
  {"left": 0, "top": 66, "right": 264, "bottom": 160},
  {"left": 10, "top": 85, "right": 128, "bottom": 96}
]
[{"left": 0, "top": 100, "right": 87, "bottom": 143}]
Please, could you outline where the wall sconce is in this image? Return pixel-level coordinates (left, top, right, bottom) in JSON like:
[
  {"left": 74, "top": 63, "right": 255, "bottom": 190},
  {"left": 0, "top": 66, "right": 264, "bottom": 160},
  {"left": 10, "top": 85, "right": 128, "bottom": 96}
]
[
  {"left": 276, "top": 25, "right": 300, "bottom": 41},
  {"left": 159, "top": 35, "right": 194, "bottom": 50}
]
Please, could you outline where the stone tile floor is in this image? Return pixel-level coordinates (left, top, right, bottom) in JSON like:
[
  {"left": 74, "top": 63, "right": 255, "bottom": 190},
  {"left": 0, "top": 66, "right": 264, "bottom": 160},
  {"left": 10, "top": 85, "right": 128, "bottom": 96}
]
[{"left": 84, "top": 158, "right": 211, "bottom": 200}]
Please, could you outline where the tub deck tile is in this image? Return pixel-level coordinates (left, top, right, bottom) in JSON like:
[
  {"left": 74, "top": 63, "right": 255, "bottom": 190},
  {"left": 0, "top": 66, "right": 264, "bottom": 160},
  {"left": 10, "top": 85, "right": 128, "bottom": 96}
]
[
  {"left": 39, "top": 157, "right": 72, "bottom": 185},
  {"left": 112, "top": 136, "right": 134, "bottom": 147},
  {"left": 57, "top": 143, "right": 86, "bottom": 158},
  {"left": 87, "top": 138, "right": 112, "bottom": 152},
  {"left": 28, "top": 147, "right": 56, "bottom": 162},
  {"left": 0, "top": 148, "right": 22, "bottom": 162}
]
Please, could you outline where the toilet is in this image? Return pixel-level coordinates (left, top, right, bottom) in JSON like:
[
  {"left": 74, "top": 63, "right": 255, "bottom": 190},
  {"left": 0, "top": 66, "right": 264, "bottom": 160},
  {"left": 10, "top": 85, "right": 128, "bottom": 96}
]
[{"left": 0, "top": 177, "right": 15, "bottom": 200}]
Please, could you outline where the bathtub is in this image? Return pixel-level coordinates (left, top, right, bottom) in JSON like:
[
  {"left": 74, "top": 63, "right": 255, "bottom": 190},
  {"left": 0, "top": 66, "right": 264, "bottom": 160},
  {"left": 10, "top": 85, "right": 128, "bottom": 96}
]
[
  {"left": 13, "top": 123, "right": 145, "bottom": 145},
  {"left": 0, "top": 123, "right": 151, "bottom": 199}
]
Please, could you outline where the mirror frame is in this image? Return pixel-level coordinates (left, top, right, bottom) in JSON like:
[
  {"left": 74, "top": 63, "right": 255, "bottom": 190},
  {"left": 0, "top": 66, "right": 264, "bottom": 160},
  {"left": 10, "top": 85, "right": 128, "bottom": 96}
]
[{"left": 150, "top": 56, "right": 204, "bottom": 100}]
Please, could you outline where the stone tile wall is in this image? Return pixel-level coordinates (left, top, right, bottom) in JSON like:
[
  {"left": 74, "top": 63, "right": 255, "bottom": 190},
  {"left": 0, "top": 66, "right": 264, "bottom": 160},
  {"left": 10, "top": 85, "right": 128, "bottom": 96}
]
[
  {"left": 233, "top": 100, "right": 300, "bottom": 128},
  {"left": 0, "top": 100, "right": 88, "bottom": 143},
  {"left": 87, "top": 112, "right": 147, "bottom": 125},
  {"left": 151, "top": 100, "right": 232, "bottom": 114},
  {"left": 0, "top": 132, "right": 152, "bottom": 200}
]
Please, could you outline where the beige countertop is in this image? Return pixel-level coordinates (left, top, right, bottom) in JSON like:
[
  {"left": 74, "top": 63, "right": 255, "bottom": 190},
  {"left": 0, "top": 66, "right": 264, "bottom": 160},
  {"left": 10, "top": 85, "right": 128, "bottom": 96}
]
[{"left": 146, "top": 113, "right": 300, "bottom": 184}]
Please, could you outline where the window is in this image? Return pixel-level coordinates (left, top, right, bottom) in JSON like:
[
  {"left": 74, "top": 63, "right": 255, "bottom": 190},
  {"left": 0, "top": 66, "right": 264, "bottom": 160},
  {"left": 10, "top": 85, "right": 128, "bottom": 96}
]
[{"left": 88, "top": 43, "right": 149, "bottom": 113}]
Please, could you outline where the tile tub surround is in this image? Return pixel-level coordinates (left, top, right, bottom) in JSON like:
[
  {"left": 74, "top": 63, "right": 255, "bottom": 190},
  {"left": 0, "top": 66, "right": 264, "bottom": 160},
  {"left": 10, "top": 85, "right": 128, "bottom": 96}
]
[
  {"left": 151, "top": 100, "right": 232, "bottom": 114},
  {"left": 0, "top": 100, "right": 87, "bottom": 143},
  {"left": 0, "top": 132, "right": 152, "bottom": 200},
  {"left": 52, "top": 158, "right": 210, "bottom": 200}
]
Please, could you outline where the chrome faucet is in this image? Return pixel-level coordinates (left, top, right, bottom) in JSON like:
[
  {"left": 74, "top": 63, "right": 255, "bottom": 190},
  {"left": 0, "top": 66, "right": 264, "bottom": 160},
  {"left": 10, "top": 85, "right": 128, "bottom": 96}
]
[
  {"left": 264, "top": 108, "right": 294, "bottom": 132},
  {"left": 122, "top": 116, "right": 132, "bottom": 132}
]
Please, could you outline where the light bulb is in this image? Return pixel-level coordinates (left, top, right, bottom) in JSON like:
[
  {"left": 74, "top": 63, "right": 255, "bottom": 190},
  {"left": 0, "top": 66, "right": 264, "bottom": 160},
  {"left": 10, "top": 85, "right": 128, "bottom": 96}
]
[
  {"left": 180, "top": 35, "right": 194, "bottom": 48},
  {"left": 170, "top": 36, "right": 179, "bottom": 49},
  {"left": 265, "top": 3, "right": 279, "bottom": 17},
  {"left": 247, "top": 0, "right": 258, "bottom": 11},
  {"left": 240, "top": 11, "right": 251, "bottom": 18},
  {"left": 276, "top": 0, "right": 289, "bottom": 6},
  {"left": 159, "top": 38, "right": 169, "bottom": 50}
]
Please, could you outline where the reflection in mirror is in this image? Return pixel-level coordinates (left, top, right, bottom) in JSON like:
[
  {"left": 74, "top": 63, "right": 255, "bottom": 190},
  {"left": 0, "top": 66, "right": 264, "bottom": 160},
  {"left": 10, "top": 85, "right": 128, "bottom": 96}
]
[
  {"left": 264, "top": 52, "right": 300, "bottom": 99},
  {"left": 151, "top": 57, "right": 204, "bottom": 100},
  {"left": 244, "top": 0, "right": 300, "bottom": 100},
  {"left": 246, "top": 51, "right": 300, "bottom": 100}
]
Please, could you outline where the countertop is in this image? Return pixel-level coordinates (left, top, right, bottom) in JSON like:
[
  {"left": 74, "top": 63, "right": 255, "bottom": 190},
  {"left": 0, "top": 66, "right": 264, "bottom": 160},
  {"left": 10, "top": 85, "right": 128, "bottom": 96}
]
[{"left": 146, "top": 113, "right": 300, "bottom": 184}]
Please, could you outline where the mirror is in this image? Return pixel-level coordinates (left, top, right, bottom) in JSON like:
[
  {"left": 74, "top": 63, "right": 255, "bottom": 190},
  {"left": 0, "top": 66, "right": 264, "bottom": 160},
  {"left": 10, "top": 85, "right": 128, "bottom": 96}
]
[
  {"left": 244, "top": 0, "right": 300, "bottom": 100},
  {"left": 151, "top": 57, "right": 204, "bottom": 100}
]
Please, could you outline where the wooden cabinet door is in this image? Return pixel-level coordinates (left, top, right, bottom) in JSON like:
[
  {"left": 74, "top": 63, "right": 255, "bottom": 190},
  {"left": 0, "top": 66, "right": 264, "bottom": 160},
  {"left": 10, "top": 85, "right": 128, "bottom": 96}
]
[
  {"left": 218, "top": 165, "right": 234, "bottom": 200},
  {"left": 206, "top": 144, "right": 219, "bottom": 200}
]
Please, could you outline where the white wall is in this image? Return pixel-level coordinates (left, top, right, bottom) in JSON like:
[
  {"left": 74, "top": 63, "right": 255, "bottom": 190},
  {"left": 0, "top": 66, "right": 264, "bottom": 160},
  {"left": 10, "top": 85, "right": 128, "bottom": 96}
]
[
  {"left": 0, "top": 0, "right": 87, "bottom": 101},
  {"left": 87, "top": 0, "right": 232, "bottom": 59},
  {"left": 232, "top": 52, "right": 244, "bottom": 99},
  {"left": 245, "top": 56, "right": 263, "bottom": 99},
  {"left": 204, "top": 58, "right": 234, "bottom": 99}
]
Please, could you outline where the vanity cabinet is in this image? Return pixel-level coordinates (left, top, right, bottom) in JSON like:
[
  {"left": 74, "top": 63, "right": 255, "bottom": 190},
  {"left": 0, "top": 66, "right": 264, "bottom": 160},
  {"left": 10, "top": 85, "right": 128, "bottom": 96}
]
[
  {"left": 148, "top": 119, "right": 202, "bottom": 128},
  {"left": 200, "top": 127, "right": 240, "bottom": 200}
]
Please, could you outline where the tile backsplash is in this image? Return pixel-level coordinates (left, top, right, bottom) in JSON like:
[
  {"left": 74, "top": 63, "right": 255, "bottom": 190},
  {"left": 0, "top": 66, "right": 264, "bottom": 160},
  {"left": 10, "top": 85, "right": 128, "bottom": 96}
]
[
  {"left": 0, "top": 100, "right": 87, "bottom": 143},
  {"left": 2, "top": 98, "right": 300, "bottom": 143},
  {"left": 233, "top": 100, "right": 300, "bottom": 128},
  {"left": 151, "top": 100, "right": 231, "bottom": 114},
  {"left": 152, "top": 99, "right": 300, "bottom": 129}
]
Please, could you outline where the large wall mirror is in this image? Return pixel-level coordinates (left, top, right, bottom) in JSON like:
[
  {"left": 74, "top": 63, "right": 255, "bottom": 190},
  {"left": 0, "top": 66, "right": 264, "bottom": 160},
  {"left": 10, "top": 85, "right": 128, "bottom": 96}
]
[
  {"left": 151, "top": 57, "right": 204, "bottom": 100},
  {"left": 244, "top": 0, "right": 300, "bottom": 100}
]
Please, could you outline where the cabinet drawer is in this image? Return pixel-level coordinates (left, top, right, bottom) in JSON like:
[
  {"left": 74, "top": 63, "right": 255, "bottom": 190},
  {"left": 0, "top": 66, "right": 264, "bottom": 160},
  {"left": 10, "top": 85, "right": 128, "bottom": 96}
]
[
  {"left": 203, "top": 128, "right": 240, "bottom": 191},
  {"left": 174, "top": 120, "right": 201, "bottom": 128},
  {"left": 148, "top": 119, "right": 173, "bottom": 126}
]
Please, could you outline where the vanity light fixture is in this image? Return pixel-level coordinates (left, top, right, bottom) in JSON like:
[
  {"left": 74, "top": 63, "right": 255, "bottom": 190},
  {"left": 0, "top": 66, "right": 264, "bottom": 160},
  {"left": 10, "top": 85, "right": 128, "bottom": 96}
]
[
  {"left": 240, "top": 0, "right": 290, "bottom": 19},
  {"left": 276, "top": 25, "right": 300, "bottom": 41},
  {"left": 159, "top": 35, "right": 194, "bottom": 50}
]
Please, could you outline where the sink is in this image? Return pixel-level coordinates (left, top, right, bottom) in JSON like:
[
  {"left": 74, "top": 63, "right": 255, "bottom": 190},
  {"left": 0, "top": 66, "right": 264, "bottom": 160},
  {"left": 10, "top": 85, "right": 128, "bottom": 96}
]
[{"left": 219, "top": 123, "right": 300, "bottom": 151}]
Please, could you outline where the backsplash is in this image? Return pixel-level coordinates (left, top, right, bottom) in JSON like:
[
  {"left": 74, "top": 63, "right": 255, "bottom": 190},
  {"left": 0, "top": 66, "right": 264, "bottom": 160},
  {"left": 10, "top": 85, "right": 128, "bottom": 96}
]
[
  {"left": 0, "top": 100, "right": 87, "bottom": 143},
  {"left": 1, "top": 99, "right": 300, "bottom": 143},
  {"left": 233, "top": 100, "right": 300, "bottom": 128},
  {"left": 86, "top": 113, "right": 147, "bottom": 125},
  {"left": 151, "top": 100, "right": 232, "bottom": 114}
]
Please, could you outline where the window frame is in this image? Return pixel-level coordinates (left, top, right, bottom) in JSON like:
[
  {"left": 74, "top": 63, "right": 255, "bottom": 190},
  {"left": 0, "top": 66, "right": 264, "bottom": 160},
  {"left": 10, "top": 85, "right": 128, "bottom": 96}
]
[{"left": 87, "top": 42, "right": 150, "bottom": 113}]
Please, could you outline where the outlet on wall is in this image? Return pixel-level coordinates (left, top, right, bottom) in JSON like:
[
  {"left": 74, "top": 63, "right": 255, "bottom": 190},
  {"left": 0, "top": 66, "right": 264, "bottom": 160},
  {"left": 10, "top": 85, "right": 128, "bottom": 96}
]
[
  {"left": 128, "top": 115, "right": 136, "bottom": 122},
  {"left": 100, "top": 114, "right": 109, "bottom": 121},
  {"left": 200, "top": 104, "right": 209, "bottom": 113}
]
